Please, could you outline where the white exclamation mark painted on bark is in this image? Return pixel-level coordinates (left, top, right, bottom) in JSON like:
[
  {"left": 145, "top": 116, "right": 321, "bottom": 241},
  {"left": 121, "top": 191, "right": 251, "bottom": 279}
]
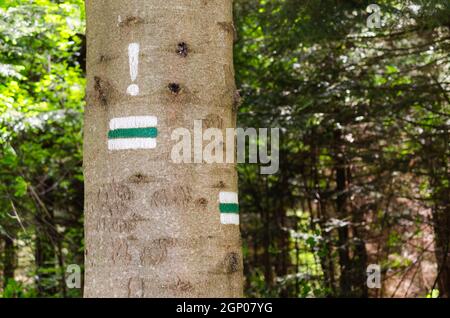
[{"left": 127, "top": 43, "right": 140, "bottom": 96}]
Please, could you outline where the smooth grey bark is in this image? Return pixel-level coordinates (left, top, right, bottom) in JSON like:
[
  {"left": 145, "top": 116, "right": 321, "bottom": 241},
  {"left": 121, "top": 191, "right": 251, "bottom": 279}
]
[{"left": 84, "top": 0, "right": 243, "bottom": 297}]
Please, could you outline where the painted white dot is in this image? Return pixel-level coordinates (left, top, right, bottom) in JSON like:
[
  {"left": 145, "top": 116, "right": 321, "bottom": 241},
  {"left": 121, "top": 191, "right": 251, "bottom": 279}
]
[{"left": 127, "top": 84, "right": 139, "bottom": 96}]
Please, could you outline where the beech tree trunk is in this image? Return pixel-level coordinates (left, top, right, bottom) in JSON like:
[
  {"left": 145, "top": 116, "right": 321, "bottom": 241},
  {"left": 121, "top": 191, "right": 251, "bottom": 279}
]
[{"left": 84, "top": 0, "right": 243, "bottom": 297}]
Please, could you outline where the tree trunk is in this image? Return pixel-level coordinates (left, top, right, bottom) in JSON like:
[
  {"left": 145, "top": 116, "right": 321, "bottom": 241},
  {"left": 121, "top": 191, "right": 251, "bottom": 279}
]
[
  {"left": 35, "top": 213, "right": 58, "bottom": 296},
  {"left": 84, "top": 0, "right": 243, "bottom": 298},
  {"left": 424, "top": 134, "right": 449, "bottom": 298},
  {"left": 433, "top": 204, "right": 450, "bottom": 298},
  {"left": 333, "top": 131, "right": 351, "bottom": 297},
  {"left": 431, "top": 185, "right": 450, "bottom": 298},
  {"left": 2, "top": 235, "right": 15, "bottom": 289},
  {"left": 333, "top": 130, "right": 367, "bottom": 297}
]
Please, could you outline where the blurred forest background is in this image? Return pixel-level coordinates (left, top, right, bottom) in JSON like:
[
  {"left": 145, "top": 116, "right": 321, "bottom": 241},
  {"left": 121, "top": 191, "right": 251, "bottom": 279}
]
[{"left": 0, "top": 0, "right": 449, "bottom": 298}]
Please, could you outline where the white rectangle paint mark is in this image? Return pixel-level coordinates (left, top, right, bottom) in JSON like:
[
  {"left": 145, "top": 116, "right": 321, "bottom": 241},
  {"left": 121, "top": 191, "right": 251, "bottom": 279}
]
[
  {"left": 108, "top": 138, "right": 156, "bottom": 150},
  {"left": 219, "top": 192, "right": 238, "bottom": 204},
  {"left": 109, "top": 116, "right": 158, "bottom": 130},
  {"left": 220, "top": 213, "right": 240, "bottom": 225}
]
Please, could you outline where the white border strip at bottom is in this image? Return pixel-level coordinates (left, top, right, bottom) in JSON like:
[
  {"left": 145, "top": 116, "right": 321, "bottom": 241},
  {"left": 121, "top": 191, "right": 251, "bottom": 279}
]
[
  {"left": 220, "top": 213, "right": 239, "bottom": 225},
  {"left": 108, "top": 138, "right": 156, "bottom": 150}
]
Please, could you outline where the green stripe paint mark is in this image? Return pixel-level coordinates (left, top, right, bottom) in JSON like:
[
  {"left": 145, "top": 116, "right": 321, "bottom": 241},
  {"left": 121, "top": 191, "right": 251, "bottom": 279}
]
[
  {"left": 219, "top": 203, "right": 239, "bottom": 213},
  {"left": 108, "top": 127, "right": 158, "bottom": 139}
]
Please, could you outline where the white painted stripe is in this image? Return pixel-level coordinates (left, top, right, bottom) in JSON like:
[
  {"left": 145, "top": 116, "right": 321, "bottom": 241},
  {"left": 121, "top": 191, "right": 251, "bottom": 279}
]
[
  {"left": 109, "top": 116, "right": 158, "bottom": 130},
  {"left": 219, "top": 191, "right": 238, "bottom": 204},
  {"left": 220, "top": 213, "right": 240, "bottom": 225},
  {"left": 128, "top": 43, "right": 139, "bottom": 82},
  {"left": 108, "top": 138, "right": 156, "bottom": 150},
  {"left": 127, "top": 43, "right": 140, "bottom": 96}
]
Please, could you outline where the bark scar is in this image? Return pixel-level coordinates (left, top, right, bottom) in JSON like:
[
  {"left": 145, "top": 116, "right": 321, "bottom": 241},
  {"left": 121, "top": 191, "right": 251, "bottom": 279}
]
[
  {"left": 94, "top": 76, "right": 108, "bottom": 106},
  {"left": 224, "top": 252, "right": 240, "bottom": 274},
  {"left": 177, "top": 42, "right": 189, "bottom": 57},
  {"left": 119, "top": 16, "right": 144, "bottom": 28},
  {"left": 128, "top": 173, "right": 154, "bottom": 184},
  {"left": 168, "top": 83, "right": 181, "bottom": 94}
]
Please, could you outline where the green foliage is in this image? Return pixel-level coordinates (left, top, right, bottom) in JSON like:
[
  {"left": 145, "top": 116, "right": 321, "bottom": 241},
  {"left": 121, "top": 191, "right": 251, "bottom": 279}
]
[
  {"left": 426, "top": 289, "right": 439, "bottom": 298},
  {"left": 0, "top": 0, "right": 85, "bottom": 297},
  {"left": 1, "top": 279, "right": 37, "bottom": 298}
]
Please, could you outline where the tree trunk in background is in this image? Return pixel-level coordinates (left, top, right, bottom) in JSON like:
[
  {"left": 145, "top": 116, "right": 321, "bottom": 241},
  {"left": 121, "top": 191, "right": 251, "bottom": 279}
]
[
  {"left": 35, "top": 213, "right": 58, "bottom": 296},
  {"left": 2, "top": 235, "right": 15, "bottom": 288},
  {"left": 333, "top": 130, "right": 367, "bottom": 297},
  {"left": 430, "top": 166, "right": 450, "bottom": 298},
  {"left": 262, "top": 207, "right": 272, "bottom": 288},
  {"left": 84, "top": 0, "right": 243, "bottom": 297},
  {"left": 334, "top": 131, "right": 352, "bottom": 297},
  {"left": 425, "top": 135, "right": 449, "bottom": 298},
  {"left": 433, "top": 198, "right": 450, "bottom": 298}
]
